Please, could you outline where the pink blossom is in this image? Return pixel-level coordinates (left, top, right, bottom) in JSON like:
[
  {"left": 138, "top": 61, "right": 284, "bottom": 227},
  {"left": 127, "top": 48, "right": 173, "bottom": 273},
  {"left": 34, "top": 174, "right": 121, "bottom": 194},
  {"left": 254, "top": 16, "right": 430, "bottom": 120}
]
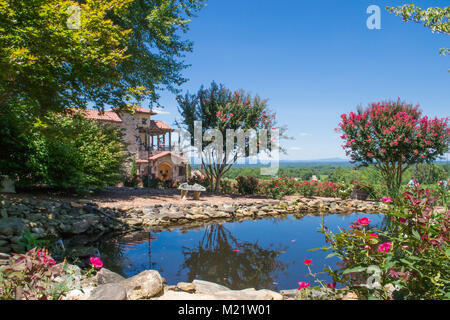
[
  {"left": 327, "top": 283, "right": 336, "bottom": 290},
  {"left": 377, "top": 242, "right": 392, "bottom": 253},
  {"left": 90, "top": 256, "right": 103, "bottom": 269},
  {"left": 303, "top": 259, "right": 312, "bottom": 266},
  {"left": 382, "top": 197, "right": 393, "bottom": 203},
  {"left": 297, "top": 282, "right": 310, "bottom": 290},
  {"left": 357, "top": 217, "right": 371, "bottom": 226},
  {"left": 401, "top": 245, "right": 409, "bottom": 249},
  {"left": 369, "top": 233, "right": 378, "bottom": 238}
]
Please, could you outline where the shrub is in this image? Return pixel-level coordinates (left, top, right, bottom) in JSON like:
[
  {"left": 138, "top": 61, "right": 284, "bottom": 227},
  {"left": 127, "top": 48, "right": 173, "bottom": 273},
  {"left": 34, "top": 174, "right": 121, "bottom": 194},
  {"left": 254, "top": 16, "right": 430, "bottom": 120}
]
[
  {"left": 236, "top": 176, "right": 259, "bottom": 195},
  {"left": 220, "top": 178, "right": 239, "bottom": 194},
  {"left": 313, "top": 184, "right": 450, "bottom": 300},
  {"left": 0, "top": 248, "right": 71, "bottom": 300}
]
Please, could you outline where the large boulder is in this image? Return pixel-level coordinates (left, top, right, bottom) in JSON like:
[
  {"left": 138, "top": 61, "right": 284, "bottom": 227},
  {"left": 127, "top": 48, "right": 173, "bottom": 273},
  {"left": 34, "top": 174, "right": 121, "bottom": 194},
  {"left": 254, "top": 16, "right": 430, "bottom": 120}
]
[
  {"left": 191, "top": 280, "right": 231, "bottom": 295},
  {"left": 119, "top": 270, "right": 164, "bottom": 300},
  {"left": 96, "top": 268, "right": 126, "bottom": 285},
  {"left": 88, "top": 283, "right": 128, "bottom": 300}
]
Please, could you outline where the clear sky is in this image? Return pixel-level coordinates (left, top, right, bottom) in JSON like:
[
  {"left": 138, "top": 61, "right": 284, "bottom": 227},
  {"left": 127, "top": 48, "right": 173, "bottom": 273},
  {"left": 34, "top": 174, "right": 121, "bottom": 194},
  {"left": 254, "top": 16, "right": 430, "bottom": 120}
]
[{"left": 153, "top": 0, "right": 450, "bottom": 161}]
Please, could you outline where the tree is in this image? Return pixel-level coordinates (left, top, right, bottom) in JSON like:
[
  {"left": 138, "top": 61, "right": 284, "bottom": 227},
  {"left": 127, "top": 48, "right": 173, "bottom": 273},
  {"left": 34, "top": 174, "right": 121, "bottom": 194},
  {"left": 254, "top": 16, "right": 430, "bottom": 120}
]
[
  {"left": 0, "top": 0, "right": 206, "bottom": 115},
  {"left": 109, "top": 0, "right": 207, "bottom": 104},
  {"left": 386, "top": 4, "right": 449, "bottom": 71},
  {"left": 176, "top": 82, "right": 286, "bottom": 192},
  {"left": 337, "top": 99, "right": 449, "bottom": 199},
  {"left": 0, "top": 0, "right": 135, "bottom": 116},
  {"left": 412, "top": 163, "right": 446, "bottom": 185}
]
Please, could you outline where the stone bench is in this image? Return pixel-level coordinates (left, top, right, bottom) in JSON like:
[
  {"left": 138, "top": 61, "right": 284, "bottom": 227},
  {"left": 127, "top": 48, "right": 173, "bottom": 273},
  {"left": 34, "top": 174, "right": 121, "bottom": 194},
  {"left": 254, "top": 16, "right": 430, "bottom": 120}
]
[{"left": 178, "top": 183, "right": 207, "bottom": 200}]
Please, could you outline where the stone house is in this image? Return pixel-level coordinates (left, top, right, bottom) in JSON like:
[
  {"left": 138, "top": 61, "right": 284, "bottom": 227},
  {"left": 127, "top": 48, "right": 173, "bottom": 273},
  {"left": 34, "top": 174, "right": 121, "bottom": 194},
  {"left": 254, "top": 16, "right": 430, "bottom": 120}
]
[{"left": 80, "top": 108, "right": 188, "bottom": 182}]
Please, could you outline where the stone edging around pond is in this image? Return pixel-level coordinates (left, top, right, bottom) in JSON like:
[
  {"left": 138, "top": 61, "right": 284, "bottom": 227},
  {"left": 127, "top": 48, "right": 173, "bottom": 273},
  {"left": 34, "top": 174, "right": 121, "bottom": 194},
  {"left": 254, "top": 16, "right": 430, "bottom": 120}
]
[
  {"left": 48, "top": 263, "right": 355, "bottom": 301},
  {"left": 0, "top": 195, "right": 389, "bottom": 253},
  {"left": 119, "top": 197, "right": 389, "bottom": 230}
]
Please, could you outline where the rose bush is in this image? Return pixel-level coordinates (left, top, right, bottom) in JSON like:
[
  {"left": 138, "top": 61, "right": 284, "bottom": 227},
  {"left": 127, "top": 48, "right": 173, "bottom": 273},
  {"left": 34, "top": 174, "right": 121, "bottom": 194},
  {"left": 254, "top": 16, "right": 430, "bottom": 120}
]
[{"left": 311, "top": 183, "right": 449, "bottom": 300}]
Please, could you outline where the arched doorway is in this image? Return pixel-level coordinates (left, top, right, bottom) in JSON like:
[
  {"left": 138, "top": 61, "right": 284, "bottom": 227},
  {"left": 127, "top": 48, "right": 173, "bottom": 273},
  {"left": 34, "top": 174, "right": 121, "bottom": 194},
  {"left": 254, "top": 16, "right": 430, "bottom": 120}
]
[{"left": 157, "top": 162, "right": 172, "bottom": 180}]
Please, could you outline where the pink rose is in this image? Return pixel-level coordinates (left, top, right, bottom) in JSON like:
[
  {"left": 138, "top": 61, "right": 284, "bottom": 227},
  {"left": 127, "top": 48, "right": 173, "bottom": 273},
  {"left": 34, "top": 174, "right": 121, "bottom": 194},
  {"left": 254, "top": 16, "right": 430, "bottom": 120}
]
[
  {"left": 327, "top": 283, "right": 336, "bottom": 290},
  {"left": 357, "top": 217, "right": 371, "bottom": 226},
  {"left": 298, "top": 282, "right": 310, "bottom": 290},
  {"left": 377, "top": 242, "right": 392, "bottom": 253},
  {"left": 303, "top": 259, "right": 312, "bottom": 266},
  {"left": 382, "top": 197, "right": 393, "bottom": 203},
  {"left": 369, "top": 233, "right": 378, "bottom": 238},
  {"left": 90, "top": 256, "right": 103, "bottom": 269}
]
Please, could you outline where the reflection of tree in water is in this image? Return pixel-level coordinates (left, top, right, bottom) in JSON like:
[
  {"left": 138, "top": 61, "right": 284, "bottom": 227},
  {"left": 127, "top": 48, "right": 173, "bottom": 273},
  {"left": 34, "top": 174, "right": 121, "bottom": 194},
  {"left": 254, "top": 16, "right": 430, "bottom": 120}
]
[
  {"left": 96, "top": 232, "right": 160, "bottom": 277},
  {"left": 180, "top": 224, "right": 289, "bottom": 290}
]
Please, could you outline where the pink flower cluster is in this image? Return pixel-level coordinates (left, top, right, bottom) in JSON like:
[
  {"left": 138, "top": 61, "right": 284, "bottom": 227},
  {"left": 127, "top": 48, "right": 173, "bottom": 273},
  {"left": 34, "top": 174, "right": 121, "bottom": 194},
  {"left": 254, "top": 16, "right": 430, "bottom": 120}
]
[
  {"left": 90, "top": 256, "right": 103, "bottom": 269},
  {"left": 37, "top": 248, "right": 56, "bottom": 266}
]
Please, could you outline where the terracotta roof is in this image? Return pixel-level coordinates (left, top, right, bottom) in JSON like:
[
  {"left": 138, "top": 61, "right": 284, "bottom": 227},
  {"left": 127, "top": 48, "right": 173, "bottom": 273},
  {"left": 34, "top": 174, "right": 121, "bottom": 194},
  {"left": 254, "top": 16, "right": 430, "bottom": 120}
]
[
  {"left": 149, "top": 151, "right": 186, "bottom": 162},
  {"left": 136, "top": 159, "right": 149, "bottom": 164},
  {"left": 135, "top": 107, "right": 157, "bottom": 115},
  {"left": 150, "top": 120, "right": 172, "bottom": 131},
  {"left": 111, "top": 107, "right": 157, "bottom": 115},
  {"left": 80, "top": 110, "right": 122, "bottom": 123}
]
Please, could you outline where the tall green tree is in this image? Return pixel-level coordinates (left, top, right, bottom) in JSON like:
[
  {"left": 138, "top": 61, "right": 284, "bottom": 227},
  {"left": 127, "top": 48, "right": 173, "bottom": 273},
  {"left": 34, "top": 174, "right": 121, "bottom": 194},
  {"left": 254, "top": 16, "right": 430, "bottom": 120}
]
[
  {"left": 18, "top": 114, "right": 129, "bottom": 188},
  {"left": 0, "top": 0, "right": 206, "bottom": 115}
]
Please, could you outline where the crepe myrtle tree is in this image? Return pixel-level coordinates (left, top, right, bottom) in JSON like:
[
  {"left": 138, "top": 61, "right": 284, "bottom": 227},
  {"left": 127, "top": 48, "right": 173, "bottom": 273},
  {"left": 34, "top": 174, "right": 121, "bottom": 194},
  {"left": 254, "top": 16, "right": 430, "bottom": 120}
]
[
  {"left": 337, "top": 98, "right": 449, "bottom": 199},
  {"left": 176, "top": 82, "right": 288, "bottom": 192}
]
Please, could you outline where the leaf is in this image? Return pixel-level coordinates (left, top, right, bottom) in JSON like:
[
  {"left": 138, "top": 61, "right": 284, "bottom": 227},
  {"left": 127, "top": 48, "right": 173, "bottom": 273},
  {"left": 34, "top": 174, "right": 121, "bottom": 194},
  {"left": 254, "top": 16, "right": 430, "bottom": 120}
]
[
  {"left": 325, "top": 253, "right": 337, "bottom": 259},
  {"left": 343, "top": 266, "right": 367, "bottom": 275},
  {"left": 412, "top": 229, "right": 421, "bottom": 240}
]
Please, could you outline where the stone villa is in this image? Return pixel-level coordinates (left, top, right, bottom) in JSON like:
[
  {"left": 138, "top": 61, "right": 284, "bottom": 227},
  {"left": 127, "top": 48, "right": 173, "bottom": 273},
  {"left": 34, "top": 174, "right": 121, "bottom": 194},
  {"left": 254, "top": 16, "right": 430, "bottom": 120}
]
[{"left": 79, "top": 108, "right": 188, "bottom": 182}]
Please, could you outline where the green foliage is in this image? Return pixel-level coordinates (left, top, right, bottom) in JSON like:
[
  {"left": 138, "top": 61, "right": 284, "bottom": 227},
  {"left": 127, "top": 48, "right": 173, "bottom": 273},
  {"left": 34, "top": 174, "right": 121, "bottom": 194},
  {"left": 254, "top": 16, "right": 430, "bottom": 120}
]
[
  {"left": 315, "top": 185, "right": 450, "bottom": 300},
  {"left": 0, "top": 0, "right": 206, "bottom": 116},
  {"left": 14, "top": 114, "right": 129, "bottom": 188},
  {"left": 236, "top": 176, "right": 259, "bottom": 195},
  {"left": 412, "top": 163, "right": 446, "bottom": 185}
]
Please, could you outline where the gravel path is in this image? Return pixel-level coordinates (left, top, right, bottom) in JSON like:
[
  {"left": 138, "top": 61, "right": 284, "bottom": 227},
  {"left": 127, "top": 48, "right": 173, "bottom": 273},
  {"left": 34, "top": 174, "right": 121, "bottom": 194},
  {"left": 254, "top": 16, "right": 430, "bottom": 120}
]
[{"left": 5, "top": 187, "right": 287, "bottom": 209}]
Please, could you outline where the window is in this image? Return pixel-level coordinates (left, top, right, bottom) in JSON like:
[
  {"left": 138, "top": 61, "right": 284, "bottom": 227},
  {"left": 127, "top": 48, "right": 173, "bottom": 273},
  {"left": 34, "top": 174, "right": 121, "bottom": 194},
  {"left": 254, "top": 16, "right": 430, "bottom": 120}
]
[{"left": 142, "top": 118, "right": 147, "bottom": 125}]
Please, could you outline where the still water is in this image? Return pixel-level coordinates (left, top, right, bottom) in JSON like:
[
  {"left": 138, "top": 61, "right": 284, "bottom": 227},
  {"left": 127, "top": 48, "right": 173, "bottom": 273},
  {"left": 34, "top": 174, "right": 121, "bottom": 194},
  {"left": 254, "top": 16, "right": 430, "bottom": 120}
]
[{"left": 96, "top": 212, "right": 384, "bottom": 291}]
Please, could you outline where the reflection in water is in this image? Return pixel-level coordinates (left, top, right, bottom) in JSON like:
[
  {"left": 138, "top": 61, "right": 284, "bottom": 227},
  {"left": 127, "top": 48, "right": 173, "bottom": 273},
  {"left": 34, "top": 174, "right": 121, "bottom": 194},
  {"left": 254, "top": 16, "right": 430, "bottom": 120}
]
[
  {"left": 94, "top": 213, "right": 384, "bottom": 290},
  {"left": 180, "top": 224, "right": 289, "bottom": 290}
]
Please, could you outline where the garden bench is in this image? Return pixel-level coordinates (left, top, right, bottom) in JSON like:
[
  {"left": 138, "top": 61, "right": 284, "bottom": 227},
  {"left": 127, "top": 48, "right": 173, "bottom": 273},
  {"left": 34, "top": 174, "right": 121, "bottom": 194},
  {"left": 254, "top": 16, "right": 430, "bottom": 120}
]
[{"left": 178, "top": 183, "right": 207, "bottom": 200}]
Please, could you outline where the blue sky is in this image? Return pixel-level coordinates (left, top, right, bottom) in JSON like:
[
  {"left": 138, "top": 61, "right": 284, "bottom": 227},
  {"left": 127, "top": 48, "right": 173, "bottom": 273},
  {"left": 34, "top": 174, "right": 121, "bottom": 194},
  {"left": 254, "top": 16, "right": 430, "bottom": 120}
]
[{"left": 153, "top": 0, "right": 450, "bottom": 161}]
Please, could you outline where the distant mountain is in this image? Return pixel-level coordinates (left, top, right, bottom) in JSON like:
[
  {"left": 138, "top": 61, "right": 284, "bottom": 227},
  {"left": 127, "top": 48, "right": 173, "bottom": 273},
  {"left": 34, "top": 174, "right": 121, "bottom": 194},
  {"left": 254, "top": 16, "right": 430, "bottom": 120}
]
[{"left": 285, "top": 158, "right": 349, "bottom": 163}]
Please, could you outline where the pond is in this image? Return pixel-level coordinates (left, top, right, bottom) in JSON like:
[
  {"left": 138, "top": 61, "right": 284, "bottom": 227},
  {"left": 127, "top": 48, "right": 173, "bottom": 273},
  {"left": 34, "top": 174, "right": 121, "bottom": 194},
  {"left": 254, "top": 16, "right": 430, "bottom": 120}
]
[{"left": 96, "top": 212, "right": 385, "bottom": 291}]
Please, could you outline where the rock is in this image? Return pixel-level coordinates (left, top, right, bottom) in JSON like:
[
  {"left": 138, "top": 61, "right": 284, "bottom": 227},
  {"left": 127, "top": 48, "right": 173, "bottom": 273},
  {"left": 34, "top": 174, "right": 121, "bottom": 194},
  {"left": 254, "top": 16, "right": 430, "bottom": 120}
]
[
  {"left": 71, "top": 219, "right": 90, "bottom": 234},
  {"left": 0, "top": 176, "right": 15, "bottom": 193},
  {"left": 258, "top": 289, "right": 284, "bottom": 300},
  {"left": 119, "top": 270, "right": 164, "bottom": 300},
  {"left": 88, "top": 283, "right": 128, "bottom": 300},
  {"left": 63, "top": 289, "right": 86, "bottom": 300},
  {"left": 155, "top": 291, "right": 216, "bottom": 300},
  {"left": 192, "top": 280, "right": 231, "bottom": 295},
  {"left": 96, "top": 268, "right": 126, "bottom": 285},
  {"left": 0, "top": 217, "right": 25, "bottom": 236},
  {"left": 177, "top": 282, "right": 196, "bottom": 293},
  {"left": 280, "top": 289, "right": 298, "bottom": 299},
  {"left": 342, "top": 291, "right": 358, "bottom": 300}
]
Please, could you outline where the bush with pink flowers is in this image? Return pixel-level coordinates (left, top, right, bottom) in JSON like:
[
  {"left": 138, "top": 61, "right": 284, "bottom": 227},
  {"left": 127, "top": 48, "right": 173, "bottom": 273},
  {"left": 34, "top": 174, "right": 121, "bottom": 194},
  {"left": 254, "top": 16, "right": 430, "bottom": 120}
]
[{"left": 312, "top": 184, "right": 450, "bottom": 300}]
